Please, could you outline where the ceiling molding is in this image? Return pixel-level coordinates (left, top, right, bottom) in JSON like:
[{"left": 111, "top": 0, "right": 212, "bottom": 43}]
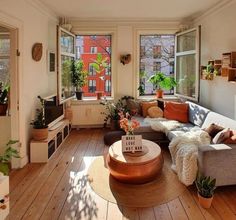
[
  {"left": 193, "top": 0, "right": 235, "bottom": 23},
  {"left": 26, "top": 0, "right": 59, "bottom": 22}
]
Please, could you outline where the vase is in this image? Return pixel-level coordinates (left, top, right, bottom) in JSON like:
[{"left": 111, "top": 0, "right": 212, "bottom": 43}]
[
  {"left": 110, "top": 119, "right": 120, "bottom": 131},
  {"left": 156, "top": 89, "right": 163, "bottom": 98}
]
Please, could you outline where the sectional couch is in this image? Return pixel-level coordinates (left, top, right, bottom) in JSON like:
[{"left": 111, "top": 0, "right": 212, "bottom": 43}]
[{"left": 133, "top": 101, "right": 236, "bottom": 186}]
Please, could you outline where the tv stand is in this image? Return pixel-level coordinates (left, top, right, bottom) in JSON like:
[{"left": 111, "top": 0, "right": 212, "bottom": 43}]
[{"left": 30, "top": 119, "right": 71, "bottom": 163}]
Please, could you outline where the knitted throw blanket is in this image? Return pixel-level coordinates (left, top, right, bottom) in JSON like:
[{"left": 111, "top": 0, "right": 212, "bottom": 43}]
[{"left": 144, "top": 118, "right": 211, "bottom": 186}]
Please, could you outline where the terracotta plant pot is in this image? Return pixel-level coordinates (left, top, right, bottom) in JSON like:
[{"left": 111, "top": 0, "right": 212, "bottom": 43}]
[
  {"left": 96, "top": 91, "right": 103, "bottom": 100},
  {"left": 156, "top": 89, "right": 164, "bottom": 98},
  {"left": 198, "top": 193, "right": 213, "bottom": 209},
  {"left": 32, "top": 127, "right": 48, "bottom": 141},
  {"left": 0, "top": 104, "right": 8, "bottom": 116}
]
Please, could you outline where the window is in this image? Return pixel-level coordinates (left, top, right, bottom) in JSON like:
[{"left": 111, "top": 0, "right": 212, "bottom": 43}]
[
  {"left": 89, "top": 63, "right": 96, "bottom": 76},
  {"left": 90, "top": 46, "right": 97, "bottom": 54},
  {"left": 76, "top": 35, "right": 112, "bottom": 98},
  {"left": 175, "top": 27, "right": 200, "bottom": 101},
  {"left": 88, "top": 80, "right": 96, "bottom": 92},
  {"left": 139, "top": 35, "right": 175, "bottom": 96},
  {"left": 105, "top": 80, "right": 111, "bottom": 92},
  {"left": 153, "top": 62, "right": 161, "bottom": 72},
  {"left": 153, "top": 45, "right": 161, "bottom": 59},
  {"left": 170, "top": 45, "right": 175, "bottom": 58}
]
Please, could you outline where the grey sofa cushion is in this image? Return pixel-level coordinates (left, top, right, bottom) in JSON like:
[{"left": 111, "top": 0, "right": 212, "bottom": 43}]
[
  {"left": 186, "top": 101, "right": 210, "bottom": 127},
  {"left": 167, "top": 123, "right": 196, "bottom": 141},
  {"left": 201, "top": 112, "right": 236, "bottom": 130}
]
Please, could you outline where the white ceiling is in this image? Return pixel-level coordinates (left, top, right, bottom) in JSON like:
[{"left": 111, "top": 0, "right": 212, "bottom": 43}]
[{"left": 40, "top": 0, "right": 222, "bottom": 20}]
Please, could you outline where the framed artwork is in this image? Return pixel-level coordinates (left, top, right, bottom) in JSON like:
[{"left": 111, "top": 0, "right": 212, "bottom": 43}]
[{"left": 48, "top": 51, "right": 56, "bottom": 72}]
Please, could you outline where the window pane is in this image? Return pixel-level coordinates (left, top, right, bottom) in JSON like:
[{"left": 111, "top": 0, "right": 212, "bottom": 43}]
[
  {"left": 76, "top": 35, "right": 112, "bottom": 98},
  {"left": 176, "top": 54, "right": 196, "bottom": 98},
  {"left": 177, "top": 30, "right": 196, "bottom": 53},
  {"left": 61, "top": 55, "right": 74, "bottom": 100},
  {"left": 61, "top": 31, "right": 74, "bottom": 54},
  {"left": 139, "top": 35, "right": 175, "bottom": 96}
]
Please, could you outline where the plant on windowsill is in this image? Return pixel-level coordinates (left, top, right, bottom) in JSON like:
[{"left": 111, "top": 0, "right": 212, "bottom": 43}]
[
  {"left": 0, "top": 81, "right": 9, "bottom": 116},
  {"left": 195, "top": 174, "right": 216, "bottom": 209},
  {"left": 30, "top": 96, "right": 48, "bottom": 141},
  {"left": 72, "top": 59, "right": 88, "bottom": 100},
  {"left": 91, "top": 53, "right": 109, "bottom": 100},
  {"left": 148, "top": 72, "right": 177, "bottom": 98},
  {"left": 0, "top": 140, "right": 19, "bottom": 175}
]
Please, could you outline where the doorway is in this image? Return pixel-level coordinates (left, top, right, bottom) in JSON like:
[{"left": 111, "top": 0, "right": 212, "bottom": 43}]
[{"left": 0, "top": 24, "right": 19, "bottom": 163}]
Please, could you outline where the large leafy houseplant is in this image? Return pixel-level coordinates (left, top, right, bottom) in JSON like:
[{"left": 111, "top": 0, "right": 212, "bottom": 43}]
[
  {"left": 72, "top": 60, "right": 88, "bottom": 100},
  {"left": 0, "top": 81, "right": 9, "bottom": 116},
  {"left": 100, "top": 98, "right": 126, "bottom": 130},
  {"left": 195, "top": 174, "right": 216, "bottom": 209},
  {"left": 0, "top": 140, "right": 19, "bottom": 175},
  {"left": 30, "top": 96, "right": 48, "bottom": 140},
  {"left": 148, "top": 72, "right": 177, "bottom": 98}
]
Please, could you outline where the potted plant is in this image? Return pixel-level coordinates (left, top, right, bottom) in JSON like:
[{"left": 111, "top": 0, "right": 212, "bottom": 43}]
[
  {"left": 0, "top": 81, "right": 9, "bottom": 116},
  {"left": 201, "top": 63, "right": 216, "bottom": 80},
  {"left": 195, "top": 174, "right": 216, "bottom": 209},
  {"left": 91, "top": 53, "right": 109, "bottom": 100},
  {"left": 148, "top": 72, "right": 177, "bottom": 98},
  {"left": 72, "top": 59, "right": 88, "bottom": 100},
  {"left": 100, "top": 98, "right": 126, "bottom": 130},
  {"left": 0, "top": 140, "right": 19, "bottom": 175},
  {"left": 31, "top": 96, "right": 48, "bottom": 141}
]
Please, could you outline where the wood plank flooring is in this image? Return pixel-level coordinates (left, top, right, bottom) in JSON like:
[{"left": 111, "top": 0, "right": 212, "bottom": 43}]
[{"left": 9, "top": 129, "right": 236, "bottom": 220}]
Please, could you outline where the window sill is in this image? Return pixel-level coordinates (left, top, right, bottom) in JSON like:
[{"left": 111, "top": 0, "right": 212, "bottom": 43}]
[
  {"left": 71, "top": 97, "right": 114, "bottom": 105},
  {"left": 137, "top": 95, "right": 178, "bottom": 101}
]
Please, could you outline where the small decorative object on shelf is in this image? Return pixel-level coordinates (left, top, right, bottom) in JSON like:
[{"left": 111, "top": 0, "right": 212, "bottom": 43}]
[
  {"left": 195, "top": 174, "right": 216, "bottom": 209},
  {"left": 120, "top": 54, "right": 131, "bottom": 65},
  {"left": 221, "top": 52, "right": 236, "bottom": 77},
  {"left": 31, "top": 96, "right": 48, "bottom": 141},
  {"left": 201, "top": 63, "right": 215, "bottom": 80}
]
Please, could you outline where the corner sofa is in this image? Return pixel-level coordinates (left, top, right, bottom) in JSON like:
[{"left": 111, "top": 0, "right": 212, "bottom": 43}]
[{"left": 133, "top": 101, "right": 236, "bottom": 186}]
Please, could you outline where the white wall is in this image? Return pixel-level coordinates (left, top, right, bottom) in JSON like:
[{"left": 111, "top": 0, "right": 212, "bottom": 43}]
[
  {"left": 194, "top": 1, "right": 236, "bottom": 119},
  {"left": 0, "top": 0, "right": 58, "bottom": 167}
]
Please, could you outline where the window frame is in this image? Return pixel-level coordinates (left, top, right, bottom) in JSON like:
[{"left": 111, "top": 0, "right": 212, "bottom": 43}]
[
  {"left": 136, "top": 29, "right": 177, "bottom": 98},
  {"left": 174, "top": 27, "right": 200, "bottom": 102},
  {"left": 74, "top": 30, "right": 116, "bottom": 100}
]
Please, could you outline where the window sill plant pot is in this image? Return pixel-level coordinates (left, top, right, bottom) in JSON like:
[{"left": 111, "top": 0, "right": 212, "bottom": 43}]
[
  {"left": 195, "top": 174, "right": 216, "bottom": 209},
  {"left": 96, "top": 91, "right": 103, "bottom": 100},
  {"left": 156, "top": 89, "right": 164, "bottom": 98},
  {"left": 75, "top": 91, "right": 83, "bottom": 100}
]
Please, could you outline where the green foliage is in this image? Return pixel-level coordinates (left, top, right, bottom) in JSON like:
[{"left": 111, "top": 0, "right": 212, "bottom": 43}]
[
  {"left": 137, "top": 84, "right": 145, "bottom": 96},
  {"left": 202, "top": 63, "right": 218, "bottom": 79},
  {"left": 100, "top": 98, "right": 126, "bottom": 126},
  {"left": 62, "top": 59, "right": 72, "bottom": 90},
  {"left": 91, "top": 53, "right": 108, "bottom": 74},
  {"left": 0, "top": 81, "right": 9, "bottom": 104},
  {"left": 0, "top": 140, "right": 19, "bottom": 175},
  {"left": 30, "top": 96, "right": 47, "bottom": 129},
  {"left": 148, "top": 72, "right": 177, "bottom": 90},
  {"left": 195, "top": 174, "right": 216, "bottom": 198},
  {"left": 72, "top": 60, "right": 88, "bottom": 91}
]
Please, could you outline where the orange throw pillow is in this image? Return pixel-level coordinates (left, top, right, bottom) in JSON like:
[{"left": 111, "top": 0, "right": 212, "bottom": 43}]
[
  {"left": 141, "top": 101, "right": 157, "bottom": 117},
  {"left": 164, "top": 102, "right": 189, "bottom": 123}
]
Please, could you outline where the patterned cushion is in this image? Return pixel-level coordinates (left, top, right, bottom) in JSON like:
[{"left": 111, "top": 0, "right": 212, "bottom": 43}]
[{"left": 147, "top": 106, "right": 163, "bottom": 118}]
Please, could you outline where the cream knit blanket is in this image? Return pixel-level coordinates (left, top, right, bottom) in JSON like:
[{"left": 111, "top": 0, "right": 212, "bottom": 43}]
[{"left": 144, "top": 118, "right": 211, "bottom": 186}]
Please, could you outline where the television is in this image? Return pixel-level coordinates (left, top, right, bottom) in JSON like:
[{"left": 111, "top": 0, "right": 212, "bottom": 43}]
[{"left": 44, "top": 95, "right": 64, "bottom": 128}]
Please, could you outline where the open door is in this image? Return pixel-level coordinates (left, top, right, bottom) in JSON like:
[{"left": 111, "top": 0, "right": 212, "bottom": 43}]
[{"left": 175, "top": 26, "right": 201, "bottom": 101}]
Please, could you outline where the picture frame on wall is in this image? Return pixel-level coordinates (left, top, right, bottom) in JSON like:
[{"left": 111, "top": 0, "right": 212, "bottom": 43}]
[{"left": 48, "top": 50, "right": 56, "bottom": 73}]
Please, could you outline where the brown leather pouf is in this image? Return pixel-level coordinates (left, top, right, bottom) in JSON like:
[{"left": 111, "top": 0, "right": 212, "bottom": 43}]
[{"left": 104, "top": 130, "right": 125, "bottom": 146}]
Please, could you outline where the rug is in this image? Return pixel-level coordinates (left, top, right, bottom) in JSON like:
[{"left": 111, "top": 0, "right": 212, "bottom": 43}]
[{"left": 87, "top": 155, "right": 187, "bottom": 208}]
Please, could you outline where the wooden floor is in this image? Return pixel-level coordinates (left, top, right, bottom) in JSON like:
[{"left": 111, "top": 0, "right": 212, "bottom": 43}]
[{"left": 8, "top": 129, "right": 236, "bottom": 220}]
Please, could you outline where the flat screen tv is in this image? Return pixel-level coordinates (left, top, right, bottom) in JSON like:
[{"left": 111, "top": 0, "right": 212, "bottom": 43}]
[{"left": 44, "top": 95, "right": 64, "bottom": 128}]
